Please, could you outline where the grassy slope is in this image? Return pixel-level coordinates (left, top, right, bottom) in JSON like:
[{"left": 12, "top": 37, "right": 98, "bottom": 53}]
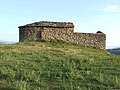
[{"left": 0, "top": 41, "right": 120, "bottom": 90}]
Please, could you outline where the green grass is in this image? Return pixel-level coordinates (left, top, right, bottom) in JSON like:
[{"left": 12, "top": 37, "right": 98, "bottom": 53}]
[{"left": 0, "top": 41, "right": 120, "bottom": 90}]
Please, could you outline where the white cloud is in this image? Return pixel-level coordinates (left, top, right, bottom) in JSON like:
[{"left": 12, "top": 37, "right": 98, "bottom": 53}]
[
  {"left": 106, "top": 5, "right": 118, "bottom": 10},
  {"left": 87, "top": 5, "right": 120, "bottom": 12},
  {"left": 105, "top": 5, "right": 119, "bottom": 11}
]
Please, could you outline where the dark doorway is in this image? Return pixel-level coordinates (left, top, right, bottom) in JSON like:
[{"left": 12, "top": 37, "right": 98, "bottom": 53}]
[{"left": 36, "top": 31, "right": 42, "bottom": 40}]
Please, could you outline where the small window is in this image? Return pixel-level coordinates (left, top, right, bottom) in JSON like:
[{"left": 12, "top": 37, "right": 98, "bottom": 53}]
[{"left": 36, "top": 31, "right": 42, "bottom": 39}]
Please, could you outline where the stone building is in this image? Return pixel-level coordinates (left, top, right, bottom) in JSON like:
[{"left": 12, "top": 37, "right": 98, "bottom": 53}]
[{"left": 18, "top": 21, "right": 106, "bottom": 49}]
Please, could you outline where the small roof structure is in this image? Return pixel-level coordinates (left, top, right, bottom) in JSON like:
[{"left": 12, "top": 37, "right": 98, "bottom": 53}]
[
  {"left": 18, "top": 21, "right": 74, "bottom": 28},
  {"left": 96, "top": 31, "right": 103, "bottom": 33}
]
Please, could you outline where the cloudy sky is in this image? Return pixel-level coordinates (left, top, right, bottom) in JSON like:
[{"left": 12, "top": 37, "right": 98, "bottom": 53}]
[{"left": 0, "top": 0, "right": 120, "bottom": 48}]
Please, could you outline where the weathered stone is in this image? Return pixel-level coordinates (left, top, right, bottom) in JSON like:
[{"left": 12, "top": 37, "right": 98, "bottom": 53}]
[{"left": 18, "top": 21, "right": 106, "bottom": 49}]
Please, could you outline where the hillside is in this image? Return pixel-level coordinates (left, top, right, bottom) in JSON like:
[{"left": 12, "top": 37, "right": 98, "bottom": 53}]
[
  {"left": 0, "top": 40, "right": 16, "bottom": 44},
  {"left": 0, "top": 41, "right": 120, "bottom": 90},
  {"left": 107, "top": 48, "right": 120, "bottom": 55}
]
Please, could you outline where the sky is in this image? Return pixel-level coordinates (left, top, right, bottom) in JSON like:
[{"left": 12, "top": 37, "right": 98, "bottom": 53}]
[{"left": 0, "top": 0, "right": 120, "bottom": 48}]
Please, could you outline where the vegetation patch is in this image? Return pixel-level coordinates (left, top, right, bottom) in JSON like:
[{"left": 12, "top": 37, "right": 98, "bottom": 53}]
[{"left": 0, "top": 41, "right": 120, "bottom": 90}]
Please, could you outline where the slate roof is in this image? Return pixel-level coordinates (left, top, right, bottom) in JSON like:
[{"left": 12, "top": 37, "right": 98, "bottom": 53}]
[{"left": 18, "top": 21, "right": 74, "bottom": 28}]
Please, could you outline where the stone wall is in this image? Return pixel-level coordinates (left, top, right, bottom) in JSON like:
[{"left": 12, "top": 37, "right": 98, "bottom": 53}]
[
  {"left": 41, "top": 28, "right": 106, "bottom": 49},
  {"left": 42, "top": 27, "right": 74, "bottom": 41},
  {"left": 71, "top": 33, "right": 106, "bottom": 49},
  {"left": 19, "top": 21, "right": 106, "bottom": 49},
  {"left": 19, "top": 27, "right": 44, "bottom": 41}
]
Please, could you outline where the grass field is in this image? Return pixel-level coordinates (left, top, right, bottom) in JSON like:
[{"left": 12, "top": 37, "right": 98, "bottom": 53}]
[{"left": 0, "top": 41, "right": 120, "bottom": 90}]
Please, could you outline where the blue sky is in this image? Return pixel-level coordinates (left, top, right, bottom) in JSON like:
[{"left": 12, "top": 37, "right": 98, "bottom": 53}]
[{"left": 0, "top": 0, "right": 120, "bottom": 48}]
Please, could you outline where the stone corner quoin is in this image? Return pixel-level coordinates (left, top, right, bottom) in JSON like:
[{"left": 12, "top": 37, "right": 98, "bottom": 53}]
[{"left": 18, "top": 21, "right": 106, "bottom": 49}]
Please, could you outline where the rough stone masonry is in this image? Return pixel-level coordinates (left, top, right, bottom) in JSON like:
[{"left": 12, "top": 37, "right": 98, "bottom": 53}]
[{"left": 18, "top": 21, "right": 106, "bottom": 49}]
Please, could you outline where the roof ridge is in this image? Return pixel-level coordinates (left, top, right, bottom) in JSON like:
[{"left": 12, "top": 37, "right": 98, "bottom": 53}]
[{"left": 18, "top": 21, "right": 74, "bottom": 28}]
